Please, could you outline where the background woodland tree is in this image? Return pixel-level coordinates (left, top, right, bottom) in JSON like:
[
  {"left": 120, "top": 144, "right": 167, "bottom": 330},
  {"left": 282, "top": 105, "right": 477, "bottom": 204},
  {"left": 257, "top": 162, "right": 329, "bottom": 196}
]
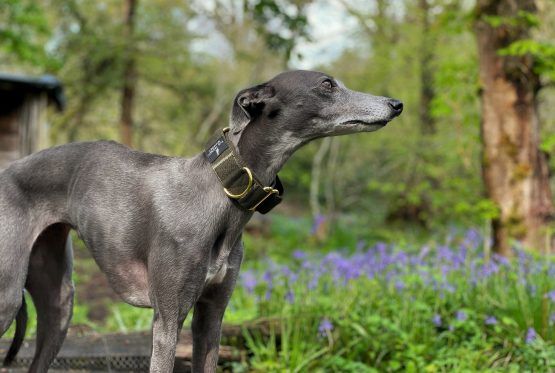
[
  {"left": 476, "top": 0, "right": 555, "bottom": 255},
  {"left": 120, "top": 0, "right": 137, "bottom": 147}
]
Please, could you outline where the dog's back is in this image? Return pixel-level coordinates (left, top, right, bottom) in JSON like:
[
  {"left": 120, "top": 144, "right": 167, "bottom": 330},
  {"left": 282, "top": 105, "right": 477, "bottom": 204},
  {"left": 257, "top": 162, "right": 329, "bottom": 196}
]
[{"left": 1, "top": 140, "right": 171, "bottom": 218}]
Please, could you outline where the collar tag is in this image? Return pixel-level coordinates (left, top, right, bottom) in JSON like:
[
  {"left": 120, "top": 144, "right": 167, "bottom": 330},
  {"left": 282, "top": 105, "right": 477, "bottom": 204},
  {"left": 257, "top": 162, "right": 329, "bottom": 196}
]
[{"left": 205, "top": 136, "right": 229, "bottom": 163}]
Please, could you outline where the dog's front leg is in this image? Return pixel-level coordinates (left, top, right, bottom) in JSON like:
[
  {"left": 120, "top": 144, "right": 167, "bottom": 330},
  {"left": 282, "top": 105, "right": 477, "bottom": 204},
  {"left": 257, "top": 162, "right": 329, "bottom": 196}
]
[
  {"left": 148, "top": 247, "right": 208, "bottom": 373},
  {"left": 192, "top": 240, "right": 243, "bottom": 373},
  {"left": 150, "top": 307, "right": 182, "bottom": 373}
]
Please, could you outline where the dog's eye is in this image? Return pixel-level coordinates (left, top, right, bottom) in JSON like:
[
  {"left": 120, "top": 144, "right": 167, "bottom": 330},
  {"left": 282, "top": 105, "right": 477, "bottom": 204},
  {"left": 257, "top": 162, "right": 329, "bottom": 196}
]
[{"left": 320, "top": 79, "right": 333, "bottom": 90}]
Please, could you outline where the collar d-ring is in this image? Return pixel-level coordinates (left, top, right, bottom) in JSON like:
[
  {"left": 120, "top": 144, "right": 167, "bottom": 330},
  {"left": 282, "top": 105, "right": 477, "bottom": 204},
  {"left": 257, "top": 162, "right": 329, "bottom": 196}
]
[{"left": 223, "top": 167, "right": 253, "bottom": 199}]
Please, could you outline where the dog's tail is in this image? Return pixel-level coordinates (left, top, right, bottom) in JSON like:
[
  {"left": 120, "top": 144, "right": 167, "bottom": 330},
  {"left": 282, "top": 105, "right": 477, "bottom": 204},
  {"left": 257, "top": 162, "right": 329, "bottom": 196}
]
[{"left": 3, "top": 293, "right": 28, "bottom": 367}]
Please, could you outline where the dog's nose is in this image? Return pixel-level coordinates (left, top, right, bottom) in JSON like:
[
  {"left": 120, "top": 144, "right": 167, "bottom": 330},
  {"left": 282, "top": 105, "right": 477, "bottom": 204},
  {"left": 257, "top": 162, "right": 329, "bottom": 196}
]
[{"left": 388, "top": 99, "right": 403, "bottom": 116}]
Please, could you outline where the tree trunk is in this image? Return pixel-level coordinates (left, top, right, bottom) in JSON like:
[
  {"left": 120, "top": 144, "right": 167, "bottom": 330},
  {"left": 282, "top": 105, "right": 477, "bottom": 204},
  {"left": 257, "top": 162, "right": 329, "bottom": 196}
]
[
  {"left": 418, "top": 0, "right": 435, "bottom": 134},
  {"left": 475, "top": 0, "right": 553, "bottom": 255},
  {"left": 120, "top": 0, "right": 137, "bottom": 147},
  {"left": 310, "top": 137, "right": 331, "bottom": 218}
]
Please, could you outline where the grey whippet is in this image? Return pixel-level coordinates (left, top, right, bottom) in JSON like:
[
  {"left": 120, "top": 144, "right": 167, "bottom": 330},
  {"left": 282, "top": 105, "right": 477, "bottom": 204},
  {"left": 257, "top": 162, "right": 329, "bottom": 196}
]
[{"left": 0, "top": 70, "right": 402, "bottom": 372}]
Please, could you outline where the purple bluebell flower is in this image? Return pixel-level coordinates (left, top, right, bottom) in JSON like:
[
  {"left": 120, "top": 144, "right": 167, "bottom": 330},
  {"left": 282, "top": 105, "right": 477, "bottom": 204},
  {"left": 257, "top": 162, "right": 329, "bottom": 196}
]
[
  {"left": 292, "top": 250, "right": 306, "bottom": 260},
  {"left": 333, "top": 256, "right": 361, "bottom": 283},
  {"left": 525, "top": 327, "right": 538, "bottom": 344},
  {"left": 492, "top": 253, "right": 510, "bottom": 266},
  {"left": 394, "top": 251, "right": 409, "bottom": 266},
  {"left": 318, "top": 317, "right": 333, "bottom": 337},
  {"left": 545, "top": 290, "right": 555, "bottom": 302},
  {"left": 308, "top": 274, "right": 319, "bottom": 290},
  {"left": 310, "top": 214, "right": 326, "bottom": 235},
  {"left": 374, "top": 242, "right": 388, "bottom": 260},
  {"left": 262, "top": 270, "right": 273, "bottom": 284},
  {"left": 418, "top": 245, "right": 431, "bottom": 262},
  {"left": 437, "top": 245, "right": 454, "bottom": 262},
  {"left": 432, "top": 314, "right": 442, "bottom": 327},
  {"left": 440, "top": 265, "right": 451, "bottom": 278},
  {"left": 385, "top": 270, "right": 396, "bottom": 282},
  {"left": 395, "top": 280, "right": 405, "bottom": 292},
  {"left": 481, "top": 261, "right": 500, "bottom": 278},
  {"left": 455, "top": 310, "right": 467, "bottom": 322},
  {"left": 463, "top": 229, "right": 482, "bottom": 248},
  {"left": 441, "top": 282, "right": 456, "bottom": 293},
  {"left": 356, "top": 240, "right": 366, "bottom": 252},
  {"left": 285, "top": 290, "right": 294, "bottom": 304},
  {"left": 485, "top": 316, "right": 497, "bottom": 325},
  {"left": 281, "top": 266, "right": 294, "bottom": 280},
  {"left": 242, "top": 270, "right": 257, "bottom": 293}
]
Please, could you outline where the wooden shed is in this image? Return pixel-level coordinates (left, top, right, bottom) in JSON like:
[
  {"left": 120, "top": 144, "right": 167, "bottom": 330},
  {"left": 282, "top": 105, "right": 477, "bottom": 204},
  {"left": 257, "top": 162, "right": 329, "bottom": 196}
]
[{"left": 0, "top": 73, "right": 65, "bottom": 170}]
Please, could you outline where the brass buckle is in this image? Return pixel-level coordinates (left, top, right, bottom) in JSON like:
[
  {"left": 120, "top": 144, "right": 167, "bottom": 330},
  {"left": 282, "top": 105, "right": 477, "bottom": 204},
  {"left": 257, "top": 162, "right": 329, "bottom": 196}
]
[
  {"left": 224, "top": 167, "right": 253, "bottom": 199},
  {"left": 249, "top": 186, "right": 279, "bottom": 211}
]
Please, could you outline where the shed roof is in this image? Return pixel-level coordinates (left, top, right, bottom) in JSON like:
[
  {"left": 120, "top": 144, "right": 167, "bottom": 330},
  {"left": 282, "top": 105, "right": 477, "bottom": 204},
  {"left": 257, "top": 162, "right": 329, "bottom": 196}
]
[{"left": 0, "top": 72, "right": 65, "bottom": 111}]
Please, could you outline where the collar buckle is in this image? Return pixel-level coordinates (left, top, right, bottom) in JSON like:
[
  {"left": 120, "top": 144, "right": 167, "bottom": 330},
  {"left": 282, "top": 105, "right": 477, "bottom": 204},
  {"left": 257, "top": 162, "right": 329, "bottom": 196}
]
[{"left": 249, "top": 186, "right": 279, "bottom": 211}]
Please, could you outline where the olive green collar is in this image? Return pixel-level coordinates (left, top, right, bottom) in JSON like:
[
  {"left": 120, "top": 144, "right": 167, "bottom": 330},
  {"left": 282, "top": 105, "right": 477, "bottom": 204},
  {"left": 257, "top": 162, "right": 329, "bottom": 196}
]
[{"left": 204, "top": 128, "right": 284, "bottom": 214}]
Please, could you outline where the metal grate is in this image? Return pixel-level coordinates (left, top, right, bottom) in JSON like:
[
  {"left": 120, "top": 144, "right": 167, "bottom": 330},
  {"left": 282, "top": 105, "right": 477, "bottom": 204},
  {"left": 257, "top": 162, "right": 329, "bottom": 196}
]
[
  {"left": 9, "top": 355, "right": 152, "bottom": 371},
  {"left": 1, "top": 329, "right": 244, "bottom": 372}
]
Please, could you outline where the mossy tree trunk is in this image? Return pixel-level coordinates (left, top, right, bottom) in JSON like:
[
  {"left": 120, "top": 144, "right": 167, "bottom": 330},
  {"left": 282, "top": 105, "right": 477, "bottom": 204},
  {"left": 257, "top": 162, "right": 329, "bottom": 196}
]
[{"left": 475, "top": 0, "right": 553, "bottom": 255}]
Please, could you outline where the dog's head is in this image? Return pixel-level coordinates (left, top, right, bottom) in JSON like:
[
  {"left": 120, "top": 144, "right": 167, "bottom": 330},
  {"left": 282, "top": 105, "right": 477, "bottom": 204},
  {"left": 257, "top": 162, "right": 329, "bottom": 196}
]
[{"left": 230, "top": 70, "right": 403, "bottom": 140}]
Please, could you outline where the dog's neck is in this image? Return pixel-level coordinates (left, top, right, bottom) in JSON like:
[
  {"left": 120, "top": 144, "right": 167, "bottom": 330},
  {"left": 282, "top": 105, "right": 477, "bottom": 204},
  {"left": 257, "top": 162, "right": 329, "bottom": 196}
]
[{"left": 230, "top": 123, "right": 304, "bottom": 186}]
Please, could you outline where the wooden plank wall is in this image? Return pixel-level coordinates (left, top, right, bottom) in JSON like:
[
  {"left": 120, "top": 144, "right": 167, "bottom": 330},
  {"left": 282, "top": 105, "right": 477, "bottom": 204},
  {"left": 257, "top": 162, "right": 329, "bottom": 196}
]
[
  {"left": 19, "top": 93, "right": 48, "bottom": 157},
  {"left": 0, "top": 93, "right": 49, "bottom": 171},
  {"left": 0, "top": 109, "right": 20, "bottom": 170}
]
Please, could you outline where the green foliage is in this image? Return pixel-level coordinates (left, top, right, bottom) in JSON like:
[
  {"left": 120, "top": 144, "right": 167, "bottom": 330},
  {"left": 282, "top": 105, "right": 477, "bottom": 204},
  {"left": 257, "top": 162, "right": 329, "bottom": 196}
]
[
  {"left": 229, "top": 232, "right": 555, "bottom": 371},
  {"left": 106, "top": 304, "right": 153, "bottom": 333},
  {"left": 500, "top": 39, "right": 555, "bottom": 82},
  {"left": 0, "top": 0, "right": 54, "bottom": 67},
  {"left": 482, "top": 10, "right": 540, "bottom": 29},
  {"left": 248, "top": 0, "right": 311, "bottom": 61},
  {"left": 481, "top": 7, "right": 555, "bottom": 83},
  {"left": 542, "top": 132, "right": 555, "bottom": 153}
]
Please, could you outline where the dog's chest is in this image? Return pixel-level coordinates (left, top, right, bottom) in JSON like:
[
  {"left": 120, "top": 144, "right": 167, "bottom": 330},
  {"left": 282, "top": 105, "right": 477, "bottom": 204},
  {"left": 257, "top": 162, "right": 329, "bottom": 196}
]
[
  {"left": 205, "top": 263, "right": 227, "bottom": 285},
  {"left": 203, "top": 211, "right": 249, "bottom": 286},
  {"left": 205, "top": 262, "right": 228, "bottom": 285}
]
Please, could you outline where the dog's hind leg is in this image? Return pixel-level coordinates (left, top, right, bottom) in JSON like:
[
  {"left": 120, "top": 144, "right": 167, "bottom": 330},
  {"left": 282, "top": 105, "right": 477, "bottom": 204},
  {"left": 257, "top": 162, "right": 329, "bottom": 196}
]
[
  {"left": 0, "top": 211, "right": 34, "bottom": 366},
  {"left": 0, "top": 217, "right": 32, "bottom": 340},
  {"left": 25, "top": 223, "right": 74, "bottom": 373},
  {"left": 0, "top": 268, "right": 27, "bottom": 339}
]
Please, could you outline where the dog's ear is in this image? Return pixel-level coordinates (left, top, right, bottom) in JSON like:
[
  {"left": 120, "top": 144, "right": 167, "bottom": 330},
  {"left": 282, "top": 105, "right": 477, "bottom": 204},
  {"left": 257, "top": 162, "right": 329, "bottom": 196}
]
[{"left": 230, "top": 84, "right": 275, "bottom": 134}]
